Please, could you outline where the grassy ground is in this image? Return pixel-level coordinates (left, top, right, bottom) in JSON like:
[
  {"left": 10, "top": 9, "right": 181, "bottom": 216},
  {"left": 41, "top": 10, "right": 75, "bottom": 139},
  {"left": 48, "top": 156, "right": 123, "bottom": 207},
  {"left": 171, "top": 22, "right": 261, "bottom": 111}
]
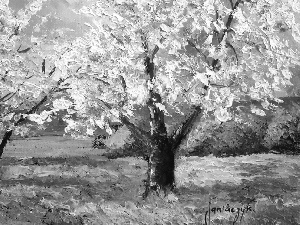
[
  {"left": 4, "top": 136, "right": 99, "bottom": 158},
  {"left": 0, "top": 136, "right": 299, "bottom": 224}
]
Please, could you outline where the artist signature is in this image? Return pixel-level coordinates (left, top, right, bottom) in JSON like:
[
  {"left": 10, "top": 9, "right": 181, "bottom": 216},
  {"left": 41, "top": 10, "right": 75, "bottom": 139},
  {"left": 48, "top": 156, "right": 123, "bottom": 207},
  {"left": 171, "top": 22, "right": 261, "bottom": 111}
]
[{"left": 205, "top": 204, "right": 255, "bottom": 225}]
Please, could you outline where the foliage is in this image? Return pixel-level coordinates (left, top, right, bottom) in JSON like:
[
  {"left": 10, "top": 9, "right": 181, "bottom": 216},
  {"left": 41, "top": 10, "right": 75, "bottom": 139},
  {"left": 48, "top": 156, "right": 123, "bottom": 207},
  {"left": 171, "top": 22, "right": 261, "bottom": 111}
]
[
  {"left": 0, "top": 0, "right": 74, "bottom": 138},
  {"left": 185, "top": 108, "right": 268, "bottom": 157},
  {"left": 185, "top": 99, "right": 300, "bottom": 157},
  {"left": 1, "top": 0, "right": 300, "bottom": 159},
  {"left": 44, "top": 0, "right": 300, "bottom": 139},
  {"left": 263, "top": 102, "right": 300, "bottom": 153}
]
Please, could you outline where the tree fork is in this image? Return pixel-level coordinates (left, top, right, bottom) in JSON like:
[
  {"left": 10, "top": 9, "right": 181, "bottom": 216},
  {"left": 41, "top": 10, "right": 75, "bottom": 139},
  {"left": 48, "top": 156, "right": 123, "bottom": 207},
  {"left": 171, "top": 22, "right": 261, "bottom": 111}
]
[{"left": 170, "top": 105, "right": 203, "bottom": 153}]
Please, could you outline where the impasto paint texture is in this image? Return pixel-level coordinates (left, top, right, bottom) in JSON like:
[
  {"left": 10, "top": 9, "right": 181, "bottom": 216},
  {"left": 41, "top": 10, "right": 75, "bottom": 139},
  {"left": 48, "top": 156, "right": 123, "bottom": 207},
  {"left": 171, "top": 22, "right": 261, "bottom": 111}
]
[{"left": 0, "top": 0, "right": 300, "bottom": 224}]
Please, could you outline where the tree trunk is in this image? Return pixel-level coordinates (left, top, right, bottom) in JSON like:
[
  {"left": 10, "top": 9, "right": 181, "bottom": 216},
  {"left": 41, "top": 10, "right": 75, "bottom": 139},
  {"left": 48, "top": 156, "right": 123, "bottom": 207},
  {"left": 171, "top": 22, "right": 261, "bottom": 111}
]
[
  {"left": 138, "top": 32, "right": 204, "bottom": 198},
  {"left": 143, "top": 91, "right": 175, "bottom": 197},
  {"left": 138, "top": 32, "right": 175, "bottom": 197},
  {"left": 143, "top": 103, "right": 202, "bottom": 198},
  {"left": 0, "top": 130, "right": 13, "bottom": 158}
]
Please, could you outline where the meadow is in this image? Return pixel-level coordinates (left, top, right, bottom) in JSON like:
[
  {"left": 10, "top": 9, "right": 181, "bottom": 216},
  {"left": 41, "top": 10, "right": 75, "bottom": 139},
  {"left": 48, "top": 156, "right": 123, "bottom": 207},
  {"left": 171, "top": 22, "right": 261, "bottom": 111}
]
[{"left": 0, "top": 135, "right": 299, "bottom": 224}]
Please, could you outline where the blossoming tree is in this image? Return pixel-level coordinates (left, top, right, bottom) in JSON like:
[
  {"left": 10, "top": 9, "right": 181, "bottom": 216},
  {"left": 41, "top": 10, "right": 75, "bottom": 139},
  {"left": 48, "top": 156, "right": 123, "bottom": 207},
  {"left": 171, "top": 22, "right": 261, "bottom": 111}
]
[
  {"left": 0, "top": 0, "right": 74, "bottom": 156},
  {"left": 55, "top": 0, "right": 300, "bottom": 197},
  {"left": 2, "top": 0, "right": 300, "bottom": 198}
]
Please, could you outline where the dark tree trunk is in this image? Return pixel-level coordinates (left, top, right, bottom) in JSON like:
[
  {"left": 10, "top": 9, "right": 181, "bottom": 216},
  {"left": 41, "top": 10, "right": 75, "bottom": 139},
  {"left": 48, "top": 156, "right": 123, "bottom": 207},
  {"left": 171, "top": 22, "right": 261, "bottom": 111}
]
[
  {"left": 144, "top": 90, "right": 175, "bottom": 196},
  {"left": 139, "top": 33, "right": 205, "bottom": 198},
  {"left": 143, "top": 103, "right": 202, "bottom": 197},
  {"left": 0, "top": 130, "right": 13, "bottom": 158},
  {"left": 138, "top": 33, "right": 175, "bottom": 197}
]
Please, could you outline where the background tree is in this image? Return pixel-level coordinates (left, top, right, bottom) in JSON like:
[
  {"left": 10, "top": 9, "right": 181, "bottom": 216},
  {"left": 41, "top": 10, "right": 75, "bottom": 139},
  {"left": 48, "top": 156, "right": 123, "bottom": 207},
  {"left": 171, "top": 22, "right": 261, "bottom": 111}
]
[{"left": 0, "top": 0, "right": 74, "bottom": 157}]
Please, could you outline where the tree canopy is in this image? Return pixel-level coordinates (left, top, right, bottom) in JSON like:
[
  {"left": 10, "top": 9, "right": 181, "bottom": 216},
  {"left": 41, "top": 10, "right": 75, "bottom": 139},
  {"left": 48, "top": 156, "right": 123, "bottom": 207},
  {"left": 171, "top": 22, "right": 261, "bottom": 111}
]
[
  {"left": 1, "top": 0, "right": 300, "bottom": 138},
  {"left": 55, "top": 0, "right": 300, "bottom": 136},
  {"left": 0, "top": 0, "right": 76, "bottom": 137},
  {"left": 1, "top": 0, "right": 300, "bottom": 197}
]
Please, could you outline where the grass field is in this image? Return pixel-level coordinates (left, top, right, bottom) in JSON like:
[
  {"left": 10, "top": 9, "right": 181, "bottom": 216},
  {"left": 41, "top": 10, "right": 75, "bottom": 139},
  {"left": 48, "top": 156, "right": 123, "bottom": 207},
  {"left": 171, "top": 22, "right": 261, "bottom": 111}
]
[{"left": 0, "top": 136, "right": 299, "bottom": 224}]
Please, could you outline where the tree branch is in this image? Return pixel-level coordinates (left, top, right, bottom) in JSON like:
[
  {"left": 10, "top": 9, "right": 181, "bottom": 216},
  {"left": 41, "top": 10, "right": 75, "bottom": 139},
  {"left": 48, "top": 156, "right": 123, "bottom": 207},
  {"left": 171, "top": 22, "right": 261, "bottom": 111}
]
[
  {"left": 186, "top": 40, "right": 210, "bottom": 67},
  {"left": 17, "top": 47, "right": 31, "bottom": 53},
  {"left": 92, "top": 77, "right": 110, "bottom": 86},
  {"left": 9, "top": 25, "right": 20, "bottom": 40},
  {"left": 48, "top": 66, "right": 56, "bottom": 77},
  {"left": 140, "top": 31, "right": 149, "bottom": 53},
  {"left": 229, "top": 0, "right": 234, "bottom": 9},
  {"left": 151, "top": 45, "right": 159, "bottom": 62},
  {"left": 0, "top": 92, "right": 17, "bottom": 103},
  {"left": 118, "top": 75, "right": 128, "bottom": 108},
  {"left": 169, "top": 106, "right": 203, "bottom": 152},
  {"left": 226, "top": 41, "right": 239, "bottom": 64},
  {"left": 119, "top": 75, "right": 127, "bottom": 91},
  {"left": 15, "top": 75, "right": 71, "bottom": 126},
  {"left": 14, "top": 95, "right": 48, "bottom": 127},
  {"left": 210, "top": 81, "right": 236, "bottom": 88},
  {"left": 221, "top": 0, "right": 241, "bottom": 41},
  {"left": 42, "top": 59, "right": 46, "bottom": 74}
]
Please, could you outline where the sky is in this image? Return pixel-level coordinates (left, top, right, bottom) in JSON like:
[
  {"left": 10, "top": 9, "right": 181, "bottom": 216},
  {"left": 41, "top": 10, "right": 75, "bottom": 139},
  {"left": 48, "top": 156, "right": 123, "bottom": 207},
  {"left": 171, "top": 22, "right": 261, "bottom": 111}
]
[{"left": 8, "top": 0, "right": 91, "bottom": 45}]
